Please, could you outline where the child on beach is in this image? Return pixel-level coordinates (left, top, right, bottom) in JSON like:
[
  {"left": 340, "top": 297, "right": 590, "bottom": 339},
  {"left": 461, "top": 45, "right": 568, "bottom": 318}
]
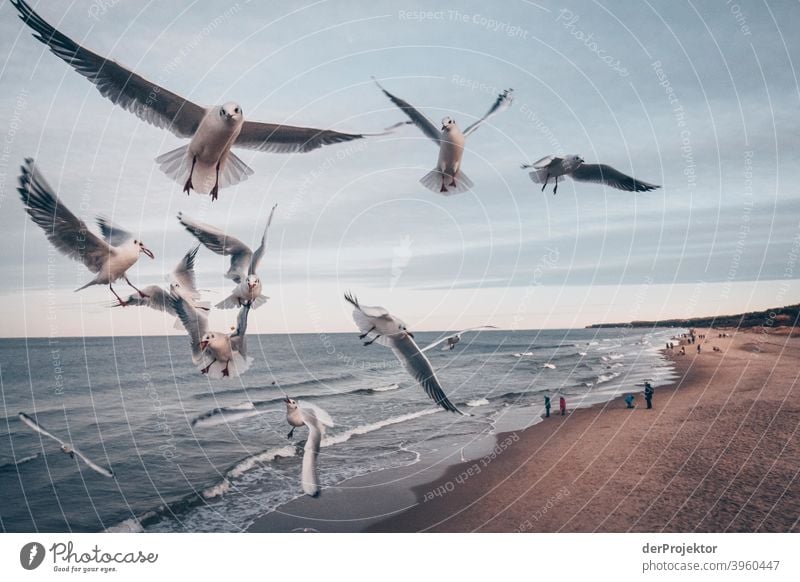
[
  {"left": 625, "top": 393, "right": 635, "bottom": 408},
  {"left": 559, "top": 396, "right": 566, "bottom": 416},
  {"left": 544, "top": 394, "right": 551, "bottom": 418}
]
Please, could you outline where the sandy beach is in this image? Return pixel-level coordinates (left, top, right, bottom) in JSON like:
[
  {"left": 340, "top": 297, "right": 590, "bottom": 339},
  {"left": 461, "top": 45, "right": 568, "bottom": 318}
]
[{"left": 365, "top": 328, "right": 800, "bottom": 532}]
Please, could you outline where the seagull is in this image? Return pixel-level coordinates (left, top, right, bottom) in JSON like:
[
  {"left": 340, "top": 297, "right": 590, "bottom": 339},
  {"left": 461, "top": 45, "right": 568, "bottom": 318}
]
[
  {"left": 113, "top": 245, "right": 210, "bottom": 328},
  {"left": 178, "top": 205, "right": 277, "bottom": 310},
  {"left": 522, "top": 155, "right": 660, "bottom": 194},
  {"left": 18, "top": 412, "right": 114, "bottom": 478},
  {"left": 284, "top": 397, "right": 334, "bottom": 497},
  {"left": 374, "top": 79, "right": 513, "bottom": 195},
  {"left": 420, "top": 326, "right": 498, "bottom": 352},
  {"left": 12, "top": 0, "right": 388, "bottom": 201},
  {"left": 344, "top": 293, "right": 466, "bottom": 415},
  {"left": 17, "top": 158, "right": 154, "bottom": 305},
  {"left": 170, "top": 293, "right": 252, "bottom": 378}
]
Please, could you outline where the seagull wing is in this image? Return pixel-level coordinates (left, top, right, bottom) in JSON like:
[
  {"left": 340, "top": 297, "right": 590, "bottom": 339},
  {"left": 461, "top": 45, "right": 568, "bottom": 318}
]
[
  {"left": 299, "top": 401, "right": 334, "bottom": 429},
  {"left": 463, "top": 89, "right": 514, "bottom": 137},
  {"left": 373, "top": 78, "right": 440, "bottom": 144},
  {"left": 96, "top": 216, "right": 133, "bottom": 246},
  {"left": 114, "top": 285, "right": 172, "bottom": 312},
  {"left": 387, "top": 334, "right": 466, "bottom": 414},
  {"left": 521, "top": 155, "right": 560, "bottom": 170},
  {"left": 170, "top": 293, "right": 209, "bottom": 364},
  {"left": 249, "top": 204, "right": 277, "bottom": 275},
  {"left": 18, "top": 412, "right": 64, "bottom": 445},
  {"left": 12, "top": 0, "right": 205, "bottom": 138},
  {"left": 230, "top": 303, "right": 251, "bottom": 357},
  {"left": 234, "top": 120, "right": 365, "bottom": 153},
  {"left": 70, "top": 446, "right": 114, "bottom": 478},
  {"left": 570, "top": 163, "right": 660, "bottom": 192},
  {"left": 300, "top": 420, "right": 322, "bottom": 497},
  {"left": 177, "top": 213, "right": 252, "bottom": 283},
  {"left": 420, "top": 325, "right": 498, "bottom": 353},
  {"left": 18, "top": 158, "right": 111, "bottom": 273},
  {"left": 171, "top": 245, "right": 202, "bottom": 299}
]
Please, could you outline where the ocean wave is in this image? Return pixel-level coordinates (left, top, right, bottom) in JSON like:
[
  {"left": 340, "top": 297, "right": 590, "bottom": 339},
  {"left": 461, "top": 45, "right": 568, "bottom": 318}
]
[
  {"left": 542, "top": 363, "right": 556, "bottom": 369},
  {"left": 596, "top": 371, "right": 622, "bottom": 384},
  {"left": 466, "top": 398, "right": 490, "bottom": 407}
]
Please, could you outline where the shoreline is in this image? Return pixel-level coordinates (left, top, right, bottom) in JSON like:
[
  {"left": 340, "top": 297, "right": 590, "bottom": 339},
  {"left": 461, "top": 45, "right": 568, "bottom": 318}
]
[
  {"left": 248, "top": 327, "right": 799, "bottom": 533},
  {"left": 368, "top": 327, "right": 799, "bottom": 532}
]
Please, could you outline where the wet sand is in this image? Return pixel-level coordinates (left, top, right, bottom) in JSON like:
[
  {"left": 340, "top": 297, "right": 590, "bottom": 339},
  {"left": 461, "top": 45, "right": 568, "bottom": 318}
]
[{"left": 367, "top": 328, "right": 800, "bottom": 532}]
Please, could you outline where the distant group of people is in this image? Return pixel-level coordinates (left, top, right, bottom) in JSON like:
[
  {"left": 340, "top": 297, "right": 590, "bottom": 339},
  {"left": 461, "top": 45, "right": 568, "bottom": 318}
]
[{"left": 543, "top": 394, "right": 567, "bottom": 418}]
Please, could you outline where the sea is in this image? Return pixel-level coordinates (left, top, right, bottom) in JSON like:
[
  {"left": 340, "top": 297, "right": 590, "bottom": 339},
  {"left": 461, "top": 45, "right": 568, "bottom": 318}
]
[{"left": 0, "top": 327, "right": 681, "bottom": 532}]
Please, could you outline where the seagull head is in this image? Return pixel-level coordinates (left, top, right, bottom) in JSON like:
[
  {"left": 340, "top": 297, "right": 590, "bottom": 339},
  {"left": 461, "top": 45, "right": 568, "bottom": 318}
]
[
  {"left": 441, "top": 116, "right": 456, "bottom": 131},
  {"left": 246, "top": 274, "right": 260, "bottom": 291},
  {"left": 399, "top": 323, "right": 414, "bottom": 338},
  {"left": 200, "top": 332, "right": 215, "bottom": 351},
  {"left": 220, "top": 102, "right": 243, "bottom": 123},
  {"left": 284, "top": 397, "right": 298, "bottom": 410},
  {"left": 134, "top": 239, "right": 155, "bottom": 259},
  {"left": 570, "top": 154, "right": 585, "bottom": 165},
  {"left": 60, "top": 444, "right": 72, "bottom": 455}
]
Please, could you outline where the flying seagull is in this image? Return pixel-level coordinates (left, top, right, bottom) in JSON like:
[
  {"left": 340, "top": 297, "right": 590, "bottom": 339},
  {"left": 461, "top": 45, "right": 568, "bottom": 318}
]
[
  {"left": 18, "top": 158, "right": 154, "bottom": 305},
  {"left": 18, "top": 412, "right": 114, "bottom": 478},
  {"left": 12, "top": 0, "right": 388, "bottom": 200},
  {"left": 178, "top": 205, "right": 277, "bottom": 310},
  {"left": 344, "top": 293, "right": 466, "bottom": 415},
  {"left": 170, "top": 293, "right": 252, "bottom": 378},
  {"left": 420, "top": 326, "right": 498, "bottom": 352},
  {"left": 374, "top": 78, "right": 513, "bottom": 195},
  {"left": 284, "top": 397, "right": 334, "bottom": 497},
  {"left": 522, "top": 155, "right": 660, "bottom": 194},
  {"left": 113, "top": 245, "right": 210, "bottom": 328}
]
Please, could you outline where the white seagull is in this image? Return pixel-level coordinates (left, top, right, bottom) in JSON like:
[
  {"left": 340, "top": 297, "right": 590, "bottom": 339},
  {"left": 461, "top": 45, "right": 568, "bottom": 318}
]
[
  {"left": 522, "top": 155, "right": 660, "bottom": 195},
  {"left": 178, "top": 205, "right": 276, "bottom": 310},
  {"left": 421, "top": 326, "right": 498, "bottom": 352},
  {"left": 170, "top": 294, "right": 253, "bottom": 378},
  {"left": 113, "top": 245, "right": 210, "bottom": 327},
  {"left": 18, "top": 412, "right": 114, "bottom": 478},
  {"left": 18, "top": 158, "right": 155, "bottom": 305},
  {"left": 344, "top": 293, "right": 466, "bottom": 414},
  {"left": 374, "top": 78, "right": 513, "bottom": 195},
  {"left": 284, "top": 397, "right": 334, "bottom": 497},
  {"left": 13, "top": 0, "right": 386, "bottom": 200}
]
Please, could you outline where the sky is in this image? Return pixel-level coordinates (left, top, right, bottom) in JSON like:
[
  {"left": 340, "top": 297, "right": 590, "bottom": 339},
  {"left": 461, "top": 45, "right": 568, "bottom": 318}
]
[{"left": 0, "top": 0, "right": 798, "bottom": 338}]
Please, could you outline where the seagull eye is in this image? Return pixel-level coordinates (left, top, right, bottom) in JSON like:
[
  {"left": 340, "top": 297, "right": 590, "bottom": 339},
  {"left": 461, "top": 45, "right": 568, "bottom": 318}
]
[{"left": 235, "top": 107, "right": 240, "bottom": 114}]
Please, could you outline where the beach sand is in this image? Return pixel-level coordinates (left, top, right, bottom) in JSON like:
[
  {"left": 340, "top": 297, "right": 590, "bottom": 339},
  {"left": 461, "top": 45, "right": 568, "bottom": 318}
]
[{"left": 366, "top": 328, "right": 800, "bottom": 532}]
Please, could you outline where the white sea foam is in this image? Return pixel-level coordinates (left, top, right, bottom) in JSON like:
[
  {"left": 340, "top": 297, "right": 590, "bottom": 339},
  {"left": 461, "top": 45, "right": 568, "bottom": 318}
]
[{"left": 466, "top": 398, "right": 490, "bottom": 407}]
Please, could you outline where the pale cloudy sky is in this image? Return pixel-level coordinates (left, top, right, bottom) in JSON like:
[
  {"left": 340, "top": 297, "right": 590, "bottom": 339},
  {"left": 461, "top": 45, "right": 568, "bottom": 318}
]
[{"left": 0, "top": 0, "right": 797, "bottom": 338}]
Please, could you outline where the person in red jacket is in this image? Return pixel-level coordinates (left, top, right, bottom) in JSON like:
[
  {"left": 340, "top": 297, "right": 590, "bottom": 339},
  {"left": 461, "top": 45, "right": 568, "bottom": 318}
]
[{"left": 559, "top": 396, "right": 566, "bottom": 416}]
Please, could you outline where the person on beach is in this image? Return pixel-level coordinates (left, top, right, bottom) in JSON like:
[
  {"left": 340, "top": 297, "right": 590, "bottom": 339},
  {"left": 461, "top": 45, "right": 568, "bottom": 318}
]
[
  {"left": 544, "top": 394, "right": 551, "bottom": 418},
  {"left": 625, "top": 393, "right": 635, "bottom": 408},
  {"left": 559, "top": 396, "right": 566, "bottom": 416},
  {"left": 697, "top": 344, "right": 701, "bottom": 354},
  {"left": 644, "top": 382, "right": 654, "bottom": 409}
]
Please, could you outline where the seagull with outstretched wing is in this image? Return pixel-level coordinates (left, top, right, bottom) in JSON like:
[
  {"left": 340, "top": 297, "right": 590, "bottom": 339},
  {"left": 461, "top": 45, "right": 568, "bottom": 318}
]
[
  {"left": 522, "top": 154, "right": 660, "bottom": 195},
  {"left": 421, "top": 326, "right": 498, "bottom": 352},
  {"left": 170, "top": 293, "right": 253, "bottom": 378},
  {"left": 114, "top": 245, "right": 210, "bottom": 327},
  {"left": 12, "top": 0, "right": 395, "bottom": 201},
  {"left": 18, "top": 412, "right": 114, "bottom": 478},
  {"left": 344, "top": 293, "right": 467, "bottom": 415},
  {"left": 178, "top": 206, "right": 277, "bottom": 310},
  {"left": 17, "top": 158, "right": 154, "bottom": 305},
  {"left": 374, "top": 78, "right": 512, "bottom": 195},
  {"left": 284, "top": 397, "right": 334, "bottom": 497}
]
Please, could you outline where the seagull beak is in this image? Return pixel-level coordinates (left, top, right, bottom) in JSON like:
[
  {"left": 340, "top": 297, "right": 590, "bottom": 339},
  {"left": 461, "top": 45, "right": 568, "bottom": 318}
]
[
  {"left": 407, "top": 331, "right": 415, "bottom": 339},
  {"left": 142, "top": 246, "right": 155, "bottom": 259},
  {"left": 200, "top": 340, "right": 208, "bottom": 350}
]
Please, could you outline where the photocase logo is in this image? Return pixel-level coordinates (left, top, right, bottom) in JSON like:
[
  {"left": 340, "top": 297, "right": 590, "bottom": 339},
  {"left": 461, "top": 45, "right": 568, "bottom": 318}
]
[
  {"left": 390, "top": 235, "right": 413, "bottom": 289},
  {"left": 20, "top": 542, "right": 45, "bottom": 570}
]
